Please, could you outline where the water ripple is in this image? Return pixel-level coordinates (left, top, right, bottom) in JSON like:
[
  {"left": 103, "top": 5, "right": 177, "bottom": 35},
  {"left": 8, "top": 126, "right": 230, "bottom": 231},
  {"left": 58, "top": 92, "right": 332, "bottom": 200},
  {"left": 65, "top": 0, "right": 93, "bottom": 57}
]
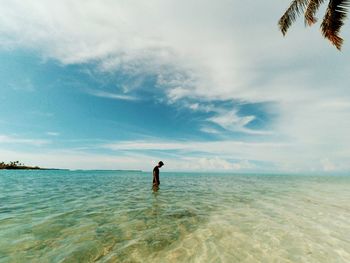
[{"left": 0, "top": 171, "right": 349, "bottom": 262}]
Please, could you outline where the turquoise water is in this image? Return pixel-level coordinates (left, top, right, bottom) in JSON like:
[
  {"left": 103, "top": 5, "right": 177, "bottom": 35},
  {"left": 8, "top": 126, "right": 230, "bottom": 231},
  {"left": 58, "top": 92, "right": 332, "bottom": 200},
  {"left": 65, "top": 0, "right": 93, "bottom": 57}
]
[{"left": 0, "top": 170, "right": 349, "bottom": 263}]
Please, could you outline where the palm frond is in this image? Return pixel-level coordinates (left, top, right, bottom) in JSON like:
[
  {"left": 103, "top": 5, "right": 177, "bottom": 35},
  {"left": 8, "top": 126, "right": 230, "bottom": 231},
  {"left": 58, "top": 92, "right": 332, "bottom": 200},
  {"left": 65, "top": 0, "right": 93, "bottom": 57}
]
[
  {"left": 304, "top": 0, "right": 326, "bottom": 25},
  {"left": 321, "top": 0, "right": 350, "bottom": 50},
  {"left": 279, "top": 0, "right": 310, "bottom": 35}
]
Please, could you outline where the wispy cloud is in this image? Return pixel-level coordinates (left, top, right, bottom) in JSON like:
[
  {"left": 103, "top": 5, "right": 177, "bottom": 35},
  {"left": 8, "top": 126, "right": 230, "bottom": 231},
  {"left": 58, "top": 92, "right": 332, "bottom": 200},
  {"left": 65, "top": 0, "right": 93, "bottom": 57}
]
[
  {"left": 101, "top": 139, "right": 350, "bottom": 172},
  {"left": 0, "top": 134, "right": 49, "bottom": 146},
  {"left": 86, "top": 89, "right": 139, "bottom": 101},
  {"left": 182, "top": 157, "right": 256, "bottom": 171},
  {"left": 0, "top": 148, "right": 258, "bottom": 171},
  {"left": 46, "top": 132, "right": 60, "bottom": 136},
  {"left": 8, "top": 78, "right": 35, "bottom": 92},
  {"left": 204, "top": 109, "right": 272, "bottom": 135},
  {"left": 208, "top": 110, "right": 254, "bottom": 129},
  {"left": 101, "top": 139, "right": 293, "bottom": 167},
  {"left": 200, "top": 126, "right": 220, "bottom": 134},
  {"left": 1, "top": 138, "right": 349, "bottom": 172},
  {"left": 0, "top": 149, "right": 150, "bottom": 170}
]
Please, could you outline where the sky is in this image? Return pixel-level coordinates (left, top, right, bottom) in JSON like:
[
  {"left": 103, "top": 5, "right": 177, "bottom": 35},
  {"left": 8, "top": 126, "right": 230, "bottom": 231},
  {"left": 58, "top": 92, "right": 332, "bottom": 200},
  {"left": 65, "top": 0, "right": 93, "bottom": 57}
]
[{"left": 0, "top": 0, "right": 349, "bottom": 172}]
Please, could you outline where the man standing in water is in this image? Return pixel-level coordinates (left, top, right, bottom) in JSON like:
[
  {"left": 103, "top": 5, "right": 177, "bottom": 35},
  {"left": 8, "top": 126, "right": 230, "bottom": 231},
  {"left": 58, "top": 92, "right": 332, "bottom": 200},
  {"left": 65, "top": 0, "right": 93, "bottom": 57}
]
[{"left": 153, "top": 161, "right": 164, "bottom": 191}]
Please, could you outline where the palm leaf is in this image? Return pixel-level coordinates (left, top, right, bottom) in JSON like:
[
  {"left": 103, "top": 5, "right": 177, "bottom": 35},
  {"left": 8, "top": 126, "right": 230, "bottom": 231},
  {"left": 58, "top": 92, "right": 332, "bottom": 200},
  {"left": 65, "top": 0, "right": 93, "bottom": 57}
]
[
  {"left": 279, "top": 0, "right": 310, "bottom": 35},
  {"left": 304, "top": 0, "right": 326, "bottom": 25},
  {"left": 321, "top": 0, "right": 350, "bottom": 50}
]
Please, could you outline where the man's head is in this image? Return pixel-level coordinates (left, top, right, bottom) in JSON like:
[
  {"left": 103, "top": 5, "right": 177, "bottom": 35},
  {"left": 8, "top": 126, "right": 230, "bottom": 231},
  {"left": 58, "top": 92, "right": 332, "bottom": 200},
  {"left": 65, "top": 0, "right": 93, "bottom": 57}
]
[{"left": 158, "top": 161, "right": 164, "bottom": 168}]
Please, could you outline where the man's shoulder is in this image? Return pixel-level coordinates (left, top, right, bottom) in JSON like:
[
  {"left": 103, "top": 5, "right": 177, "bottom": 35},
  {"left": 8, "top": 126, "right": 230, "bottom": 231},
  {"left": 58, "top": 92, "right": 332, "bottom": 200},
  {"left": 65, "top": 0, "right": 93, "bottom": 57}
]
[{"left": 153, "top": 166, "right": 159, "bottom": 172}]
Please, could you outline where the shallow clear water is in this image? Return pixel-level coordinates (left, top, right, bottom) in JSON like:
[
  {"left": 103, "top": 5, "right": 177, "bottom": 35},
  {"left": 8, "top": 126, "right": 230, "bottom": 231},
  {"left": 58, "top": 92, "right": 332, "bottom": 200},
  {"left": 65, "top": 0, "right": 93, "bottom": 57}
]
[{"left": 0, "top": 170, "right": 349, "bottom": 263}]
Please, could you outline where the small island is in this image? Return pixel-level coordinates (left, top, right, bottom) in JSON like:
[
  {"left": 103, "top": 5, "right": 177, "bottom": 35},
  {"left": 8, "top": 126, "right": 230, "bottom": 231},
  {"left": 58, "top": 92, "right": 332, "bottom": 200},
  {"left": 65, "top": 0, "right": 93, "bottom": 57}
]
[{"left": 0, "top": 161, "right": 41, "bottom": 170}]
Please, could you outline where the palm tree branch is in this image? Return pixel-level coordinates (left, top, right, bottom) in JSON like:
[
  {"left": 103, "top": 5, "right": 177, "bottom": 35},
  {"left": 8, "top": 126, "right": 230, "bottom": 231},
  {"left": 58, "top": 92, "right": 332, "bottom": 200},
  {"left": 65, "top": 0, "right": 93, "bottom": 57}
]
[
  {"left": 305, "top": 0, "right": 326, "bottom": 25},
  {"left": 321, "top": 0, "right": 350, "bottom": 50},
  {"left": 279, "top": 0, "right": 310, "bottom": 35}
]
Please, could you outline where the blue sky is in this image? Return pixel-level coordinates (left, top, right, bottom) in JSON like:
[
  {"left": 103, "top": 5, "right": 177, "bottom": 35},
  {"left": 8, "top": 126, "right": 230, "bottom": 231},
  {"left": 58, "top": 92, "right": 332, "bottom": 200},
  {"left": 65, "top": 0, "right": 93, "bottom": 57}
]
[{"left": 0, "top": 0, "right": 350, "bottom": 172}]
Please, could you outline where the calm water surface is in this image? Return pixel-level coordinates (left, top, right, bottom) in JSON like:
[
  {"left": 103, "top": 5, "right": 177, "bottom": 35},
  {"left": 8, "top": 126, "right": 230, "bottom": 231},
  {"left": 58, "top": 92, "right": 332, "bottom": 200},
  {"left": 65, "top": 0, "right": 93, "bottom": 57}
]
[{"left": 0, "top": 170, "right": 349, "bottom": 262}]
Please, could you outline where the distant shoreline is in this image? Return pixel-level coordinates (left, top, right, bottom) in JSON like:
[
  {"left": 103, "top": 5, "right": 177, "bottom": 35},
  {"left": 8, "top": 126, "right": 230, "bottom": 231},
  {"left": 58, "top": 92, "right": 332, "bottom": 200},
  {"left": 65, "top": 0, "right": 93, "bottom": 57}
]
[
  {"left": 0, "top": 167, "right": 65, "bottom": 170},
  {"left": 0, "top": 161, "right": 63, "bottom": 170}
]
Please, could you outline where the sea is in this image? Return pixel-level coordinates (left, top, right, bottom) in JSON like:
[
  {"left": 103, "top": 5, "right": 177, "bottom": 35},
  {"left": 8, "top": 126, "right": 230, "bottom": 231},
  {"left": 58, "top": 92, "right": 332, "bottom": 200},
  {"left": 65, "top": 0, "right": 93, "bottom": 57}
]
[{"left": 0, "top": 170, "right": 349, "bottom": 262}]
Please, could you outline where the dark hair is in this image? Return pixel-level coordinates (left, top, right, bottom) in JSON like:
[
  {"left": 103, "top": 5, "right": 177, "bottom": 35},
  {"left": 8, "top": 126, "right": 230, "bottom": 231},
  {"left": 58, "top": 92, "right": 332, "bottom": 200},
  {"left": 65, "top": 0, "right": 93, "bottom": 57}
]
[{"left": 158, "top": 161, "right": 164, "bottom": 166}]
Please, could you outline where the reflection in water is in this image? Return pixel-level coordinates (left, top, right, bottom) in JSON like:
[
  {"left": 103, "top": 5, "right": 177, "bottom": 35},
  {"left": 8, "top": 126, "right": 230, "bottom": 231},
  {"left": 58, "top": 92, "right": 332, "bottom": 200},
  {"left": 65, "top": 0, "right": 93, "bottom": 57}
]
[
  {"left": 152, "top": 184, "right": 159, "bottom": 193},
  {"left": 151, "top": 189, "right": 160, "bottom": 217}
]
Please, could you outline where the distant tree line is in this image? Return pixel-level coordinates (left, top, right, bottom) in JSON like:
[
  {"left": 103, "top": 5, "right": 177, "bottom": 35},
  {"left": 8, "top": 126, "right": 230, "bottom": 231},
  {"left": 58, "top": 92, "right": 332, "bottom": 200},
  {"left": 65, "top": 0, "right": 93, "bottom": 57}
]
[{"left": 0, "top": 161, "right": 40, "bottom": 170}]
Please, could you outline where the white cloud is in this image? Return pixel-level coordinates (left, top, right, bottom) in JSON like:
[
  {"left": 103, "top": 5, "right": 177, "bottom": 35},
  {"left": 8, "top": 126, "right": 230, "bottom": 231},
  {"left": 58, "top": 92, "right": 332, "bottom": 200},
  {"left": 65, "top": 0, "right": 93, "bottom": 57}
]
[
  {"left": 0, "top": 0, "right": 350, "bottom": 171},
  {"left": 104, "top": 141, "right": 186, "bottom": 151},
  {"left": 208, "top": 110, "right": 254, "bottom": 129},
  {"left": 0, "top": 148, "right": 252, "bottom": 172},
  {"left": 200, "top": 126, "right": 220, "bottom": 134},
  {"left": 0, "top": 136, "right": 267, "bottom": 172},
  {"left": 102, "top": 140, "right": 290, "bottom": 161},
  {"left": 320, "top": 158, "right": 337, "bottom": 172},
  {"left": 46, "top": 132, "right": 60, "bottom": 136},
  {"left": 102, "top": 139, "right": 350, "bottom": 172},
  {"left": 0, "top": 134, "right": 49, "bottom": 146},
  {"left": 0, "top": 149, "right": 149, "bottom": 170},
  {"left": 86, "top": 89, "right": 139, "bottom": 101},
  {"left": 207, "top": 110, "right": 272, "bottom": 135},
  {"left": 189, "top": 103, "right": 199, "bottom": 110},
  {"left": 181, "top": 157, "right": 256, "bottom": 171},
  {"left": 1, "top": 138, "right": 348, "bottom": 172}
]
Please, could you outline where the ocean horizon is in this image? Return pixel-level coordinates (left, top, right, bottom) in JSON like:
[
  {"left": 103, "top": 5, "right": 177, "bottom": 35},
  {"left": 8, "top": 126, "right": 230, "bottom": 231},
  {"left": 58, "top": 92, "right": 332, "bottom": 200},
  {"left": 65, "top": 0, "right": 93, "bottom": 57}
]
[{"left": 1, "top": 170, "right": 349, "bottom": 262}]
